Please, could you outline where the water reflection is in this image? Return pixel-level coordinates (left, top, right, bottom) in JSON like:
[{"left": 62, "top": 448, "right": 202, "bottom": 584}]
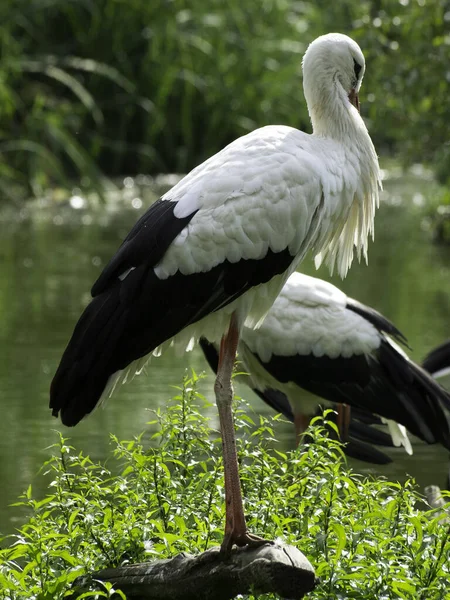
[{"left": 0, "top": 173, "right": 449, "bottom": 534}]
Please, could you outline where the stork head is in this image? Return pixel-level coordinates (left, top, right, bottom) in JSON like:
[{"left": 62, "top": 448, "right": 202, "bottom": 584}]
[
  {"left": 302, "top": 34, "right": 381, "bottom": 281},
  {"left": 302, "top": 33, "right": 366, "bottom": 118}
]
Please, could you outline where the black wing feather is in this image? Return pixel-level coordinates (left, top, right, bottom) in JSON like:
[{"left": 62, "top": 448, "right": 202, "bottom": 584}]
[
  {"left": 255, "top": 339, "right": 450, "bottom": 449},
  {"left": 91, "top": 199, "right": 196, "bottom": 296},
  {"left": 51, "top": 197, "right": 295, "bottom": 426},
  {"left": 346, "top": 298, "right": 409, "bottom": 346},
  {"left": 422, "top": 339, "right": 450, "bottom": 376}
]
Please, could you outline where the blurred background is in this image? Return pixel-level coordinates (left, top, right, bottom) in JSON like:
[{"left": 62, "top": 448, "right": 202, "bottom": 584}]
[{"left": 0, "top": 0, "right": 449, "bottom": 534}]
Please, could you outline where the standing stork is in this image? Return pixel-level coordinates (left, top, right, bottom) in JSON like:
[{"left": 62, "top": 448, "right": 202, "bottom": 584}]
[
  {"left": 50, "top": 33, "right": 381, "bottom": 554},
  {"left": 200, "top": 272, "right": 450, "bottom": 455}
]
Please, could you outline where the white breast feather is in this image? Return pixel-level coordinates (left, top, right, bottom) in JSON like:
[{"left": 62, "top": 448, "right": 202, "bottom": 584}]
[{"left": 313, "top": 134, "right": 381, "bottom": 278}]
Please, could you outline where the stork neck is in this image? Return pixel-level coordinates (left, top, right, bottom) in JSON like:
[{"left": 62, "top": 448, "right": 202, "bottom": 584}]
[
  {"left": 312, "top": 103, "right": 366, "bottom": 143},
  {"left": 305, "top": 79, "right": 367, "bottom": 144}
]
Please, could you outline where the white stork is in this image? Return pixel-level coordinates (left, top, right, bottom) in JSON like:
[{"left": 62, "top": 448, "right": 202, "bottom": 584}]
[
  {"left": 50, "top": 33, "right": 382, "bottom": 553},
  {"left": 201, "top": 272, "right": 450, "bottom": 457},
  {"left": 423, "top": 340, "right": 450, "bottom": 380}
]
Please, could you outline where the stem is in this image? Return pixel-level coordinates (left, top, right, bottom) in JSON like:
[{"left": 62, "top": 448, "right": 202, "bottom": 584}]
[{"left": 153, "top": 455, "right": 168, "bottom": 531}]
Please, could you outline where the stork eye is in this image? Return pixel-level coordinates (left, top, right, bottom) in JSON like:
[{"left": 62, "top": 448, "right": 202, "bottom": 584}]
[{"left": 353, "top": 59, "right": 362, "bottom": 80}]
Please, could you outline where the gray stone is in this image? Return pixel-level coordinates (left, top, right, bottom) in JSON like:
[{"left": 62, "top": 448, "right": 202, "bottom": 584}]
[{"left": 73, "top": 541, "right": 317, "bottom": 599}]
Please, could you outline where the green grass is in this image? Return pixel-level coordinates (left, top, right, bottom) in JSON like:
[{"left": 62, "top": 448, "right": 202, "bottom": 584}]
[{"left": 0, "top": 372, "right": 449, "bottom": 599}]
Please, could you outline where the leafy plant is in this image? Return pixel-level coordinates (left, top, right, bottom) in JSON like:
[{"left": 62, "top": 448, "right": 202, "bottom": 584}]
[
  {"left": 3, "top": 0, "right": 450, "bottom": 202},
  {"left": 0, "top": 372, "right": 449, "bottom": 599}
]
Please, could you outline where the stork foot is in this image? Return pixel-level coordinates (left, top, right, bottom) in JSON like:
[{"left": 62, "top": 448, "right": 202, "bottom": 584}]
[{"left": 220, "top": 530, "right": 273, "bottom": 556}]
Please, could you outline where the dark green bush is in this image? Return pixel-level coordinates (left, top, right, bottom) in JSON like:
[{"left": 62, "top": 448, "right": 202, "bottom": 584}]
[
  {"left": 2, "top": 0, "right": 450, "bottom": 199},
  {"left": 0, "top": 372, "right": 449, "bottom": 599}
]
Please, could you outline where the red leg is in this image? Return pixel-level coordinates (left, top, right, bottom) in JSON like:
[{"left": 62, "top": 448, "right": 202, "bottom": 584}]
[
  {"left": 294, "top": 413, "right": 310, "bottom": 447},
  {"left": 215, "top": 313, "right": 270, "bottom": 554},
  {"left": 336, "top": 403, "right": 351, "bottom": 441}
]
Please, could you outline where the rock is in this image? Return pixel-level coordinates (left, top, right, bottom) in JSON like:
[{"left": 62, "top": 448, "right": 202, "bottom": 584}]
[{"left": 73, "top": 541, "right": 317, "bottom": 600}]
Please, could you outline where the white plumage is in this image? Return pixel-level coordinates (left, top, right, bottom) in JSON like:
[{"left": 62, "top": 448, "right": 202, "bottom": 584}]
[
  {"left": 242, "top": 273, "right": 379, "bottom": 362},
  {"left": 224, "top": 272, "right": 450, "bottom": 455},
  {"left": 51, "top": 33, "right": 383, "bottom": 552},
  {"left": 160, "top": 124, "right": 379, "bottom": 281}
]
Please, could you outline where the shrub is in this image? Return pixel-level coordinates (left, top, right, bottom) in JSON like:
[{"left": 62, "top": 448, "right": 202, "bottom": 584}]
[
  {"left": 0, "top": 372, "right": 449, "bottom": 599},
  {"left": 3, "top": 0, "right": 450, "bottom": 200}
]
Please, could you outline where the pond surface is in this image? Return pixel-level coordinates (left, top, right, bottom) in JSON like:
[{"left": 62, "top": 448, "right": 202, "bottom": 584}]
[{"left": 0, "top": 170, "right": 449, "bottom": 535}]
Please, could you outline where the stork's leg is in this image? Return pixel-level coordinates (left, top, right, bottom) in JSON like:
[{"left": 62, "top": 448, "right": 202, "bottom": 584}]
[
  {"left": 294, "top": 413, "right": 310, "bottom": 447},
  {"left": 336, "top": 403, "right": 351, "bottom": 442},
  {"left": 215, "top": 312, "right": 270, "bottom": 555}
]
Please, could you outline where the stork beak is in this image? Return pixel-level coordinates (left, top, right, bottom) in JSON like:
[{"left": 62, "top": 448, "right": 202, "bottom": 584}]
[{"left": 348, "top": 88, "right": 360, "bottom": 113}]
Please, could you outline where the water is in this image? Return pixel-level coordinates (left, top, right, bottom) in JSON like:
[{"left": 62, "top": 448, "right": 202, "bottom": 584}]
[{"left": 0, "top": 171, "right": 449, "bottom": 535}]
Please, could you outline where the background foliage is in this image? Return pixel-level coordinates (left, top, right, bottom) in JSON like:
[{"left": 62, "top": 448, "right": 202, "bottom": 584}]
[
  {"left": 2, "top": 0, "right": 450, "bottom": 199},
  {"left": 0, "top": 374, "right": 449, "bottom": 599}
]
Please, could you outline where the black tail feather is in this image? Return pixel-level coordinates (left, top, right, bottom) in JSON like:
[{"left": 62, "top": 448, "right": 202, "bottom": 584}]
[
  {"left": 376, "top": 340, "right": 450, "bottom": 448},
  {"left": 50, "top": 286, "right": 127, "bottom": 426},
  {"left": 349, "top": 406, "right": 383, "bottom": 426},
  {"left": 341, "top": 440, "right": 392, "bottom": 465},
  {"left": 306, "top": 409, "right": 393, "bottom": 465},
  {"left": 252, "top": 387, "right": 294, "bottom": 421},
  {"left": 348, "top": 419, "right": 394, "bottom": 448},
  {"left": 422, "top": 340, "right": 450, "bottom": 378}
]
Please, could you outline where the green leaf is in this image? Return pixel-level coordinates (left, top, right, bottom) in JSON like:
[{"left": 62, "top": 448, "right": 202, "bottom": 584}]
[
  {"left": 392, "top": 580, "right": 417, "bottom": 594},
  {"left": 331, "top": 522, "right": 347, "bottom": 561},
  {"left": 68, "top": 509, "right": 81, "bottom": 531}
]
